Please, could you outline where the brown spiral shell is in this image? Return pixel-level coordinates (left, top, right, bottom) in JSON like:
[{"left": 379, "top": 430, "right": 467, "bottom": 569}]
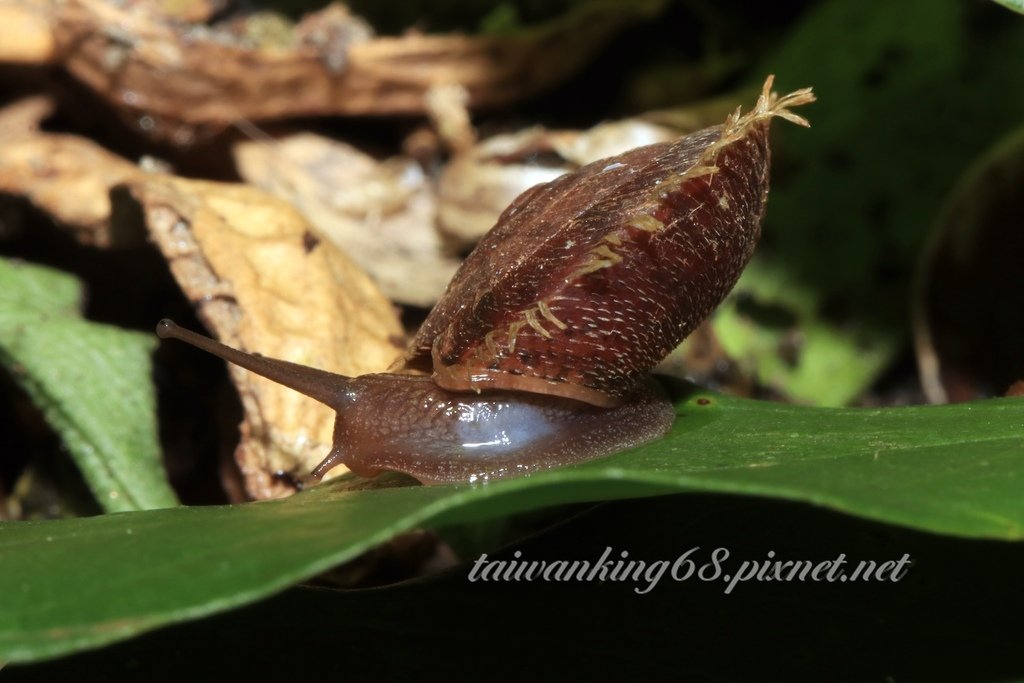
[{"left": 400, "top": 76, "right": 814, "bottom": 407}]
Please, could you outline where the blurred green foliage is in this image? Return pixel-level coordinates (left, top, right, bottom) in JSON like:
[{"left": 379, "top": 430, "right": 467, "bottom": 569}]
[
  {"left": 710, "top": 0, "right": 1024, "bottom": 404},
  {"left": 0, "top": 260, "right": 177, "bottom": 512}
]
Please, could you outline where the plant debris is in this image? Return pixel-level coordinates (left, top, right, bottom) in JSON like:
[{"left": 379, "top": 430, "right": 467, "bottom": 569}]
[
  {"left": 233, "top": 131, "right": 459, "bottom": 307},
  {"left": 123, "top": 175, "right": 403, "bottom": 498},
  {"left": 3, "top": 0, "right": 665, "bottom": 143}
]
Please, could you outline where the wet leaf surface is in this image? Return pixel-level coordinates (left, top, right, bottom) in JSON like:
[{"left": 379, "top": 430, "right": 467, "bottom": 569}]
[
  {"left": 0, "top": 381, "right": 1021, "bottom": 662},
  {"left": 12, "top": 495, "right": 1024, "bottom": 680}
]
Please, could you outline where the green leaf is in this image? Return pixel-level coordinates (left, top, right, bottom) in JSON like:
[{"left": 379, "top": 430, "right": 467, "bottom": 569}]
[
  {"left": 713, "top": 261, "right": 896, "bottom": 406},
  {"left": 18, "top": 496, "right": 1024, "bottom": 679},
  {"left": 0, "top": 259, "right": 177, "bottom": 513},
  {"left": 709, "top": 0, "right": 1024, "bottom": 405},
  {"left": 1, "top": 383, "right": 1021, "bottom": 663},
  {"left": 991, "top": 0, "right": 1024, "bottom": 15}
]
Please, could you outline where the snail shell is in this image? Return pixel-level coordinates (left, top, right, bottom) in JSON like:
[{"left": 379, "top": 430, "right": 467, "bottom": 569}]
[
  {"left": 402, "top": 76, "right": 814, "bottom": 408},
  {"left": 158, "top": 75, "right": 814, "bottom": 484}
]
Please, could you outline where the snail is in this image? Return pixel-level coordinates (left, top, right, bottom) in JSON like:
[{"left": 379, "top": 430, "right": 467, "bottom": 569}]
[{"left": 157, "top": 76, "right": 814, "bottom": 485}]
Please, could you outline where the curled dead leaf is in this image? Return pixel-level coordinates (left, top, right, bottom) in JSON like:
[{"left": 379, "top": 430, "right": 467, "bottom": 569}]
[
  {"left": 0, "top": 1, "right": 55, "bottom": 64},
  {"left": 124, "top": 175, "right": 403, "bottom": 498},
  {"left": 13, "top": 0, "right": 665, "bottom": 142},
  {"left": 233, "top": 131, "right": 460, "bottom": 307},
  {"left": 437, "top": 118, "right": 679, "bottom": 247},
  {"left": 0, "top": 98, "right": 147, "bottom": 246}
]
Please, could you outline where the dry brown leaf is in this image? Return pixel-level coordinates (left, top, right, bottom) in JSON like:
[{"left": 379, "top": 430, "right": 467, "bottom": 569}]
[
  {"left": 437, "top": 119, "right": 679, "bottom": 247},
  {"left": 139, "top": 0, "right": 230, "bottom": 24},
  {"left": 0, "top": 94, "right": 53, "bottom": 142},
  {"left": 12, "top": 0, "right": 665, "bottom": 142},
  {"left": 233, "top": 132, "right": 459, "bottom": 307},
  {"left": 0, "top": 98, "right": 148, "bottom": 246},
  {"left": 0, "top": 1, "right": 55, "bottom": 64},
  {"left": 126, "top": 175, "right": 404, "bottom": 499},
  {"left": 424, "top": 82, "right": 476, "bottom": 155}
]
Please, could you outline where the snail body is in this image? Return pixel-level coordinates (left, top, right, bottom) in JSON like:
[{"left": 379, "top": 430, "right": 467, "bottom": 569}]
[{"left": 158, "top": 76, "right": 814, "bottom": 485}]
